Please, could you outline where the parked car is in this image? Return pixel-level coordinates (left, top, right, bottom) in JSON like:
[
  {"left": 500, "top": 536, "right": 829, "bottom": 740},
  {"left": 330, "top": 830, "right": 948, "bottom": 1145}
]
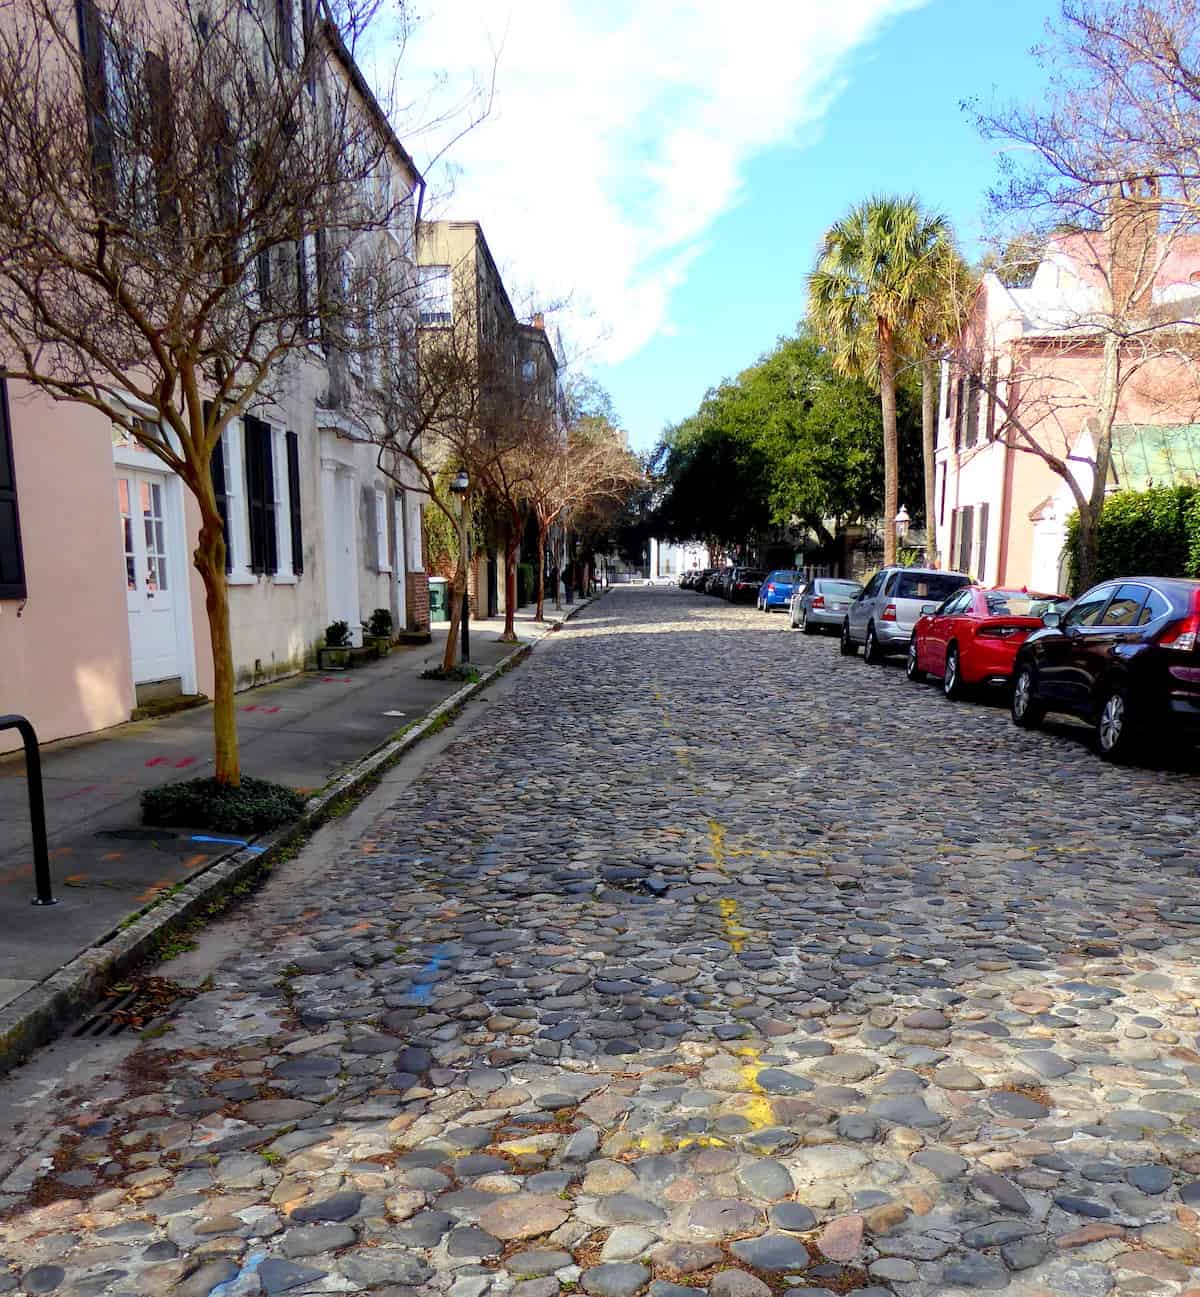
[
  {"left": 757, "top": 570, "right": 799, "bottom": 612},
  {"left": 907, "top": 586, "right": 1069, "bottom": 698},
  {"left": 728, "top": 568, "right": 766, "bottom": 603},
  {"left": 790, "top": 577, "right": 864, "bottom": 632},
  {"left": 1010, "top": 576, "right": 1200, "bottom": 760},
  {"left": 706, "top": 569, "right": 730, "bottom": 596},
  {"left": 841, "top": 566, "right": 971, "bottom": 662}
]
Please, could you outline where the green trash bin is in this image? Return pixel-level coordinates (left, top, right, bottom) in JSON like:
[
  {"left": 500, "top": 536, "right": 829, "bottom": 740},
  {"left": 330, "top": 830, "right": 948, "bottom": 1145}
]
[{"left": 428, "top": 577, "right": 450, "bottom": 623}]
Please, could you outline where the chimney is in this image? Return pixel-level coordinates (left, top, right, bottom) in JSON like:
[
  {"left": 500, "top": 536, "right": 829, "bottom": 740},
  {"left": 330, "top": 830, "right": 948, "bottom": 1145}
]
[
  {"left": 533, "top": 312, "right": 545, "bottom": 331},
  {"left": 1109, "top": 178, "right": 1159, "bottom": 319}
]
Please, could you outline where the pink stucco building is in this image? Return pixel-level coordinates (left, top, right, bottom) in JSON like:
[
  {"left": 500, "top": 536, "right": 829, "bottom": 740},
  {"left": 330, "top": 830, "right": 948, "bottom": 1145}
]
[{"left": 935, "top": 228, "right": 1200, "bottom": 592}]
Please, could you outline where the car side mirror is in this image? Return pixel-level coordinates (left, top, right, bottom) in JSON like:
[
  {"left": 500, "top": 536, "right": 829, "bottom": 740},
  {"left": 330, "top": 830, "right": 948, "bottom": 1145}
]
[
  {"left": 921, "top": 603, "right": 936, "bottom": 615},
  {"left": 1042, "top": 610, "right": 1062, "bottom": 628}
]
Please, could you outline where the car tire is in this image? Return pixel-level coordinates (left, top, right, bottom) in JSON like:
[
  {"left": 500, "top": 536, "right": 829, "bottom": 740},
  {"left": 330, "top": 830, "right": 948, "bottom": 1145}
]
[
  {"left": 840, "top": 620, "right": 857, "bottom": 656},
  {"left": 906, "top": 636, "right": 924, "bottom": 682},
  {"left": 863, "top": 623, "right": 882, "bottom": 665},
  {"left": 1011, "top": 664, "right": 1046, "bottom": 729},
  {"left": 801, "top": 608, "right": 815, "bottom": 634},
  {"left": 1096, "top": 682, "right": 1138, "bottom": 762},
  {"left": 943, "top": 644, "right": 966, "bottom": 700}
]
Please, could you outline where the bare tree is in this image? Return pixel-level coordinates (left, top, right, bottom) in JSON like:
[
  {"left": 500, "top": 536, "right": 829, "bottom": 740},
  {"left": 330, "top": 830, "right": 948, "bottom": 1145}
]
[
  {"left": 358, "top": 255, "right": 543, "bottom": 665},
  {"left": 968, "top": 0, "right": 1200, "bottom": 587},
  {"left": 526, "top": 411, "right": 641, "bottom": 620},
  {"left": 0, "top": 0, "right": 423, "bottom": 784}
]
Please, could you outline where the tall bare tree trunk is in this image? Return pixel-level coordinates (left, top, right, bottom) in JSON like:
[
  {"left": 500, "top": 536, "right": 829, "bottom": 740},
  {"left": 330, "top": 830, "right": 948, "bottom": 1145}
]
[
  {"left": 535, "top": 525, "right": 547, "bottom": 621},
  {"left": 441, "top": 560, "right": 466, "bottom": 672},
  {"left": 501, "top": 530, "right": 519, "bottom": 642},
  {"left": 193, "top": 488, "right": 240, "bottom": 787},
  {"left": 920, "top": 351, "right": 938, "bottom": 568},
  {"left": 878, "top": 320, "right": 899, "bottom": 566}
]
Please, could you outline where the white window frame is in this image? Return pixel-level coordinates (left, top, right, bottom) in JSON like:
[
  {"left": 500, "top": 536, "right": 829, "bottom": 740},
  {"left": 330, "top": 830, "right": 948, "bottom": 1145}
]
[
  {"left": 374, "top": 487, "right": 390, "bottom": 572},
  {"left": 417, "top": 264, "right": 452, "bottom": 326},
  {"left": 225, "top": 420, "right": 254, "bottom": 584},
  {"left": 272, "top": 425, "right": 297, "bottom": 583}
]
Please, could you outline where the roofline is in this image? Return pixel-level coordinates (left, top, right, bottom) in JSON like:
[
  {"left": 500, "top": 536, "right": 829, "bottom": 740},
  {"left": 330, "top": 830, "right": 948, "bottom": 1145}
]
[{"left": 319, "top": 19, "right": 425, "bottom": 201}]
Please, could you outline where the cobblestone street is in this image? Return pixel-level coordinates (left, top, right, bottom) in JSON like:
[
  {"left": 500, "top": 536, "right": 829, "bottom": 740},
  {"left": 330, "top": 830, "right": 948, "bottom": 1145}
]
[{"left": 4, "top": 585, "right": 1200, "bottom": 1297}]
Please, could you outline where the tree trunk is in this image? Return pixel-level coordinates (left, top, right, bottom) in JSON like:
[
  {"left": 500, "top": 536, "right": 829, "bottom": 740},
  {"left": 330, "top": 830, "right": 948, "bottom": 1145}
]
[
  {"left": 441, "top": 558, "right": 466, "bottom": 672},
  {"left": 192, "top": 486, "right": 240, "bottom": 786},
  {"left": 920, "top": 350, "right": 938, "bottom": 568},
  {"left": 878, "top": 319, "right": 899, "bottom": 567},
  {"left": 501, "top": 531, "right": 519, "bottom": 642},
  {"left": 535, "top": 526, "right": 546, "bottom": 621}
]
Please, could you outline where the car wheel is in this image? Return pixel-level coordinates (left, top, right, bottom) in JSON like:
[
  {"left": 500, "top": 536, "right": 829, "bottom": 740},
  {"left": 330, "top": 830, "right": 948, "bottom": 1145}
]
[
  {"left": 1096, "top": 683, "right": 1138, "bottom": 762},
  {"left": 1011, "top": 664, "right": 1045, "bottom": 729},
  {"left": 906, "top": 636, "right": 924, "bottom": 682},
  {"left": 840, "top": 620, "right": 857, "bottom": 656},
  {"left": 943, "top": 644, "right": 966, "bottom": 700},
  {"left": 863, "top": 623, "right": 882, "bottom": 664},
  {"left": 801, "top": 608, "right": 815, "bottom": 634}
]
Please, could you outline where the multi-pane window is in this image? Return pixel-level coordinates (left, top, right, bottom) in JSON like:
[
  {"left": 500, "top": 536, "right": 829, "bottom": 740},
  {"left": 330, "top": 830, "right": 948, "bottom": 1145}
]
[
  {"left": 140, "top": 479, "right": 169, "bottom": 592},
  {"left": 118, "top": 478, "right": 136, "bottom": 591},
  {"left": 418, "top": 265, "right": 452, "bottom": 325},
  {"left": 374, "top": 489, "right": 390, "bottom": 571}
]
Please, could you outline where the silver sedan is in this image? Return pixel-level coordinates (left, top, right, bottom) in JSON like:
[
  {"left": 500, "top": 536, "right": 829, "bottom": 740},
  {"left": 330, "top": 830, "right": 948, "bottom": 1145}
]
[{"left": 790, "top": 577, "right": 864, "bottom": 632}]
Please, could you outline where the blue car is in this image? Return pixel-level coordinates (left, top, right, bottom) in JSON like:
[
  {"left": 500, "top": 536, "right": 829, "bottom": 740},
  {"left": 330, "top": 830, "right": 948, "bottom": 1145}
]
[{"left": 757, "top": 569, "right": 799, "bottom": 612}]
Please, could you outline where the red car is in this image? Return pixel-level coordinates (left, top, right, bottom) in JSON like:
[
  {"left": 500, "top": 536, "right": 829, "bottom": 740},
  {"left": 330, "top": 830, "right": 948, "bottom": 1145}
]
[{"left": 906, "top": 586, "right": 1069, "bottom": 699}]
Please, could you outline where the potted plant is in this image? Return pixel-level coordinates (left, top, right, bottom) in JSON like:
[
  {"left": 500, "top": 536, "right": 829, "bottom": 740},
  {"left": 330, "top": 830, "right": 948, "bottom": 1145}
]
[
  {"left": 318, "top": 620, "right": 351, "bottom": 670},
  {"left": 364, "top": 608, "right": 394, "bottom": 658}
]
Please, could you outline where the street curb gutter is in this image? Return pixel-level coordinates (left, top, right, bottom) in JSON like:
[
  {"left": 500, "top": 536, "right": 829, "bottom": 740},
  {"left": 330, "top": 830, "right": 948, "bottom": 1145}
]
[{"left": 0, "top": 591, "right": 604, "bottom": 1074}]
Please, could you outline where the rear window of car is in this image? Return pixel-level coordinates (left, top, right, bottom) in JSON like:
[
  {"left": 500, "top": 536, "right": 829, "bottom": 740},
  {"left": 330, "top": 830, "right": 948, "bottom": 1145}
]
[
  {"left": 739, "top": 570, "right": 765, "bottom": 582},
  {"left": 894, "top": 573, "right": 969, "bottom": 601},
  {"left": 984, "top": 590, "right": 1067, "bottom": 617},
  {"left": 819, "top": 580, "right": 862, "bottom": 596},
  {"left": 767, "top": 571, "right": 793, "bottom": 582}
]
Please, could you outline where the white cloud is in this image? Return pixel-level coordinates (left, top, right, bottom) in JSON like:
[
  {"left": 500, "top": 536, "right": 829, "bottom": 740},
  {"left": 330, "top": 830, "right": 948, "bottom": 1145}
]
[{"left": 378, "top": 0, "right": 926, "bottom": 365}]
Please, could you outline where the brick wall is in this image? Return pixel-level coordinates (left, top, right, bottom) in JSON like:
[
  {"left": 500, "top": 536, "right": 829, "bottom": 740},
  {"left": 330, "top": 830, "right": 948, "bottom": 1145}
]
[{"left": 406, "top": 572, "right": 430, "bottom": 633}]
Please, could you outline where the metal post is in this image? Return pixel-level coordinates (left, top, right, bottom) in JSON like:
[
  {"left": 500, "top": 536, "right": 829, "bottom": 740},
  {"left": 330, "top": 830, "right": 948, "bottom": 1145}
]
[
  {"left": 460, "top": 498, "right": 470, "bottom": 664},
  {"left": 0, "top": 714, "right": 56, "bottom": 906}
]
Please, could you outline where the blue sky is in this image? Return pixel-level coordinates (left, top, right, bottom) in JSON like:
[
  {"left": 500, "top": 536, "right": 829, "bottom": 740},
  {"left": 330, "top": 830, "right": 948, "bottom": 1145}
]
[{"left": 398, "top": 0, "right": 1060, "bottom": 450}]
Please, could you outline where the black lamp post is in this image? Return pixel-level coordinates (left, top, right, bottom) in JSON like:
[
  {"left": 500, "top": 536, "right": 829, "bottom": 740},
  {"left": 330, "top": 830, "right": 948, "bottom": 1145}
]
[{"left": 450, "top": 468, "right": 470, "bottom": 663}]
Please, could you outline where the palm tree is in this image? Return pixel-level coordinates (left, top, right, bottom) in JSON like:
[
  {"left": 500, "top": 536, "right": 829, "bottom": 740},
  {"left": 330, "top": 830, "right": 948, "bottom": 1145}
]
[{"left": 809, "top": 196, "right": 955, "bottom": 565}]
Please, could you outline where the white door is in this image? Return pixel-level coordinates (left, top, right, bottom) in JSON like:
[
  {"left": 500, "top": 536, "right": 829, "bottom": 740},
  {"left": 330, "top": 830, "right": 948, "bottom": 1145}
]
[
  {"left": 393, "top": 495, "right": 407, "bottom": 629},
  {"left": 334, "top": 470, "right": 360, "bottom": 641},
  {"left": 118, "top": 471, "right": 179, "bottom": 683}
]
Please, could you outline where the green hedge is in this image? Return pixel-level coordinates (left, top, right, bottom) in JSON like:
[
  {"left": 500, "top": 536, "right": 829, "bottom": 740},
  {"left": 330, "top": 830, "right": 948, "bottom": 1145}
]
[
  {"left": 516, "top": 562, "right": 535, "bottom": 607},
  {"left": 1066, "top": 485, "right": 1200, "bottom": 591},
  {"left": 143, "top": 776, "right": 306, "bottom": 833}
]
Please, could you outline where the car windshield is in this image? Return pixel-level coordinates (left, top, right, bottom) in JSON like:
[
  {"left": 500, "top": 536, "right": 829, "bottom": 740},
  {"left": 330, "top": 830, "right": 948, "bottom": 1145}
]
[
  {"left": 894, "top": 573, "right": 969, "bottom": 601},
  {"left": 983, "top": 590, "right": 1067, "bottom": 617},
  {"left": 820, "top": 581, "right": 861, "bottom": 597}
]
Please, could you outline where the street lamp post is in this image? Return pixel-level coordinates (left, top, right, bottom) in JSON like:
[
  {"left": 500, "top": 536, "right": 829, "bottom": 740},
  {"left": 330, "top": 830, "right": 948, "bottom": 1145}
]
[
  {"left": 894, "top": 505, "right": 911, "bottom": 552},
  {"left": 450, "top": 468, "right": 470, "bottom": 663}
]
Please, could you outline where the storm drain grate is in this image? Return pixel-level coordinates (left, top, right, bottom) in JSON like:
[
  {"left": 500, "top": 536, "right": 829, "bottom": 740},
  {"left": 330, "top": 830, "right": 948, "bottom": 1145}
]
[{"left": 72, "top": 978, "right": 189, "bottom": 1039}]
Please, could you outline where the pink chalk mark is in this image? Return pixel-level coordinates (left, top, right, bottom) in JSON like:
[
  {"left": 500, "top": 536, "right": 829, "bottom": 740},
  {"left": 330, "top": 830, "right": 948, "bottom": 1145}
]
[
  {"left": 174, "top": 757, "right": 196, "bottom": 769},
  {"left": 145, "top": 757, "right": 168, "bottom": 767}
]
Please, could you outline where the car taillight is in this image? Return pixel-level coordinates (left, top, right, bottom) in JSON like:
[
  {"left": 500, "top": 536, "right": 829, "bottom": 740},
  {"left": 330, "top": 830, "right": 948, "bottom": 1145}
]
[
  {"left": 882, "top": 603, "right": 897, "bottom": 621},
  {"left": 767, "top": 584, "right": 775, "bottom": 593},
  {"left": 977, "top": 625, "right": 1025, "bottom": 639},
  {"left": 811, "top": 595, "right": 825, "bottom": 609},
  {"left": 1159, "top": 589, "right": 1200, "bottom": 650}
]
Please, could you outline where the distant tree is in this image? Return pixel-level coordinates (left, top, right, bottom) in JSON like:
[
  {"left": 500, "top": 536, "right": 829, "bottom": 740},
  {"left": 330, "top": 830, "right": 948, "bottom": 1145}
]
[{"left": 809, "top": 195, "right": 957, "bottom": 565}]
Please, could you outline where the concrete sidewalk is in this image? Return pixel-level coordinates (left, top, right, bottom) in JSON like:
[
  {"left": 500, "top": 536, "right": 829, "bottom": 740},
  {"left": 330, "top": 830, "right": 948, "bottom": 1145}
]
[{"left": 0, "top": 597, "right": 590, "bottom": 1012}]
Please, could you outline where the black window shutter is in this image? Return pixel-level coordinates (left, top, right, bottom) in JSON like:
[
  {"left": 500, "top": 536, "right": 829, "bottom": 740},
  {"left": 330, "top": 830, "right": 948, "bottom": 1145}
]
[
  {"left": 286, "top": 430, "right": 303, "bottom": 574},
  {"left": 977, "top": 503, "right": 990, "bottom": 581},
  {"left": 245, "top": 416, "right": 277, "bottom": 574},
  {"left": 986, "top": 359, "right": 999, "bottom": 440},
  {"left": 958, "top": 505, "right": 974, "bottom": 574},
  {"left": 143, "top": 51, "right": 176, "bottom": 229},
  {"left": 205, "top": 402, "right": 232, "bottom": 573},
  {"left": 75, "top": 0, "right": 115, "bottom": 204},
  {"left": 0, "top": 377, "right": 27, "bottom": 600}
]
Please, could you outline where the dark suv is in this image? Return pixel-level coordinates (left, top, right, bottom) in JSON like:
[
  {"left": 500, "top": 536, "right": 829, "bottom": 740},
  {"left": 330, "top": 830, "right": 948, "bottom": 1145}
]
[
  {"left": 727, "top": 568, "right": 765, "bottom": 603},
  {"left": 1010, "top": 576, "right": 1200, "bottom": 761}
]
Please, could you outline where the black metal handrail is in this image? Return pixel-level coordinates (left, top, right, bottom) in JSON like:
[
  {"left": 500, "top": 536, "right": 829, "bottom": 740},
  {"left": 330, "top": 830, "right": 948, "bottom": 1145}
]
[{"left": 1, "top": 714, "right": 56, "bottom": 906}]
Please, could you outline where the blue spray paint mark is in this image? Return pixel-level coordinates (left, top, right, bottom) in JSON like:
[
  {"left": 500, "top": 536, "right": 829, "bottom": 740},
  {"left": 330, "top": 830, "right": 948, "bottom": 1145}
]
[
  {"left": 209, "top": 1250, "right": 264, "bottom": 1296},
  {"left": 409, "top": 943, "right": 453, "bottom": 1003},
  {"left": 244, "top": 845, "right": 267, "bottom": 855},
  {"left": 191, "top": 834, "right": 250, "bottom": 846}
]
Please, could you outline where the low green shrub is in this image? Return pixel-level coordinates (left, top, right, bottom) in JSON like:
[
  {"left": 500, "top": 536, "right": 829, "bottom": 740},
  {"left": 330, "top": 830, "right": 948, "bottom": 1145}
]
[
  {"left": 142, "top": 776, "right": 306, "bottom": 833},
  {"left": 1066, "top": 484, "right": 1200, "bottom": 591}
]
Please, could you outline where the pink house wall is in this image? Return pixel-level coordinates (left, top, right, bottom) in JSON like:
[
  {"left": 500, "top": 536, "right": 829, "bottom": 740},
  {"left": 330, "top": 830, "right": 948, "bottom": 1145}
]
[{"left": 0, "top": 382, "right": 213, "bottom": 754}]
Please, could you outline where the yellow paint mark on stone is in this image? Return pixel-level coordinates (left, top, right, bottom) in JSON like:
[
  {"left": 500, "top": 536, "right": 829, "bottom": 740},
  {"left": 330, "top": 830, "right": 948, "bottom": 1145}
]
[
  {"left": 717, "top": 896, "right": 748, "bottom": 952},
  {"left": 708, "top": 821, "right": 727, "bottom": 871}
]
